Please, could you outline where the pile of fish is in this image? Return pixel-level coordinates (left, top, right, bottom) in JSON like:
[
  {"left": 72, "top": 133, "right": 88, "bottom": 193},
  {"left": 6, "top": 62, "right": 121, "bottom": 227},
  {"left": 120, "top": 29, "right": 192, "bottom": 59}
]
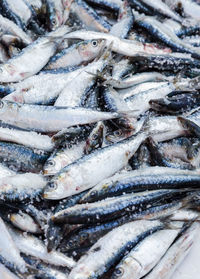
[{"left": 1, "top": 0, "right": 200, "bottom": 278}]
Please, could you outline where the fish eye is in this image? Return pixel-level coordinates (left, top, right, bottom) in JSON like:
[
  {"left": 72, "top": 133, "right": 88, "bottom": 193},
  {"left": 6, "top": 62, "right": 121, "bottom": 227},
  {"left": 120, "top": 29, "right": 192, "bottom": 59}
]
[
  {"left": 47, "top": 181, "right": 57, "bottom": 190},
  {"left": 114, "top": 130, "right": 122, "bottom": 136},
  {"left": 90, "top": 191, "right": 97, "bottom": 197},
  {"left": 113, "top": 267, "right": 124, "bottom": 277},
  {"left": 68, "top": 240, "right": 74, "bottom": 247},
  {"left": 47, "top": 160, "right": 55, "bottom": 167},
  {"left": 81, "top": 232, "right": 88, "bottom": 239},
  {"left": 0, "top": 101, "right": 4, "bottom": 109},
  {"left": 92, "top": 40, "right": 98, "bottom": 47},
  {"left": 52, "top": 18, "right": 57, "bottom": 26}
]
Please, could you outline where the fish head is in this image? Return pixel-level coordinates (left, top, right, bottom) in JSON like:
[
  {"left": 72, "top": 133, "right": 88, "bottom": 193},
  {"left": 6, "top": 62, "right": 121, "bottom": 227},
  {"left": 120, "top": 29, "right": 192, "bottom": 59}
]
[
  {"left": 43, "top": 152, "right": 71, "bottom": 176},
  {"left": 78, "top": 39, "right": 106, "bottom": 62},
  {"left": 43, "top": 158, "right": 59, "bottom": 176},
  {"left": 49, "top": 7, "right": 63, "bottom": 31},
  {"left": 111, "top": 266, "right": 125, "bottom": 278},
  {"left": 106, "top": 129, "right": 134, "bottom": 143},
  {"left": 43, "top": 180, "right": 64, "bottom": 199},
  {"left": 0, "top": 100, "right": 19, "bottom": 116},
  {"left": 112, "top": 256, "right": 142, "bottom": 279},
  {"left": 0, "top": 64, "right": 18, "bottom": 82},
  {"left": 43, "top": 170, "right": 73, "bottom": 199},
  {"left": 0, "top": 100, "right": 7, "bottom": 115},
  {"left": 85, "top": 122, "right": 104, "bottom": 154},
  {"left": 3, "top": 90, "right": 25, "bottom": 103}
]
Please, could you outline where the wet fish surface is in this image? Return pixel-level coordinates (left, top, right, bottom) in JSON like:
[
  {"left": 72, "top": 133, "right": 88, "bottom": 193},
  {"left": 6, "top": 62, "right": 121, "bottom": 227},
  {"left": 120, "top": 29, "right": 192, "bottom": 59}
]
[{"left": 0, "top": 1, "right": 199, "bottom": 279}]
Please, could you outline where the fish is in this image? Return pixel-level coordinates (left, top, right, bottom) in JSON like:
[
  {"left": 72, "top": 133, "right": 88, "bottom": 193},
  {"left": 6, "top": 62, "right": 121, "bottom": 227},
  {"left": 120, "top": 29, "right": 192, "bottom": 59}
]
[
  {"left": 59, "top": 201, "right": 183, "bottom": 252},
  {"left": 43, "top": 131, "right": 147, "bottom": 199},
  {"left": 165, "top": 0, "right": 200, "bottom": 21},
  {"left": 64, "top": 30, "right": 172, "bottom": 57},
  {"left": 80, "top": 166, "right": 200, "bottom": 202},
  {"left": 9, "top": 212, "right": 42, "bottom": 234},
  {"left": 111, "top": 228, "right": 180, "bottom": 279},
  {"left": 103, "top": 72, "right": 169, "bottom": 89},
  {"left": 0, "top": 141, "right": 49, "bottom": 172},
  {"left": 54, "top": 45, "right": 109, "bottom": 106},
  {"left": 0, "top": 0, "right": 31, "bottom": 29},
  {"left": 71, "top": 0, "right": 111, "bottom": 33},
  {"left": 45, "top": 39, "right": 106, "bottom": 69},
  {"left": 0, "top": 173, "right": 47, "bottom": 201},
  {"left": 150, "top": 92, "right": 200, "bottom": 114},
  {"left": 133, "top": 10, "right": 200, "bottom": 59},
  {"left": 0, "top": 100, "right": 125, "bottom": 132},
  {"left": 0, "top": 1, "right": 199, "bottom": 278},
  {"left": 124, "top": 81, "right": 178, "bottom": 118},
  {"left": 43, "top": 141, "right": 85, "bottom": 176},
  {"left": 84, "top": 121, "right": 105, "bottom": 154},
  {"left": 132, "top": 53, "right": 200, "bottom": 73},
  {"left": 2, "top": 66, "right": 84, "bottom": 104},
  {"left": 100, "top": 85, "right": 136, "bottom": 129},
  {"left": 7, "top": 224, "right": 76, "bottom": 269},
  {"left": 84, "top": 0, "right": 123, "bottom": 12},
  {"left": 140, "top": 0, "right": 182, "bottom": 22},
  {"left": 0, "top": 14, "right": 32, "bottom": 45},
  {"left": 144, "top": 222, "right": 198, "bottom": 279},
  {"left": 0, "top": 217, "right": 27, "bottom": 274},
  {"left": 51, "top": 189, "right": 189, "bottom": 224},
  {"left": 0, "top": 26, "right": 70, "bottom": 82},
  {"left": 22, "top": 254, "right": 70, "bottom": 279},
  {"left": 0, "top": 263, "right": 21, "bottom": 279},
  {"left": 67, "top": 220, "right": 163, "bottom": 279},
  {"left": 109, "top": 0, "right": 134, "bottom": 39},
  {"left": 46, "top": 0, "right": 65, "bottom": 31},
  {"left": 0, "top": 123, "right": 54, "bottom": 151}
]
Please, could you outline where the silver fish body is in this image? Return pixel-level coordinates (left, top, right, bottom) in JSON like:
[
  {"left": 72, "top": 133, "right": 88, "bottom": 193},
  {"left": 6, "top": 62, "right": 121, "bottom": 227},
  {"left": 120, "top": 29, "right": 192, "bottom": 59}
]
[
  {"left": 43, "top": 132, "right": 147, "bottom": 199},
  {"left": 8, "top": 225, "right": 76, "bottom": 269},
  {"left": 144, "top": 222, "right": 198, "bottom": 279},
  {"left": 0, "top": 217, "right": 27, "bottom": 273},
  {"left": 68, "top": 220, "right": 162, "bottom": 279},
  {"left": 0, "top": 100, "right": 121, "bottom": 132},
  {"left": 0, "top": 26, "right": 70, "bottom": 82},
  {"left": 111, "top": 229, "right": 180, "bottom": 279}
]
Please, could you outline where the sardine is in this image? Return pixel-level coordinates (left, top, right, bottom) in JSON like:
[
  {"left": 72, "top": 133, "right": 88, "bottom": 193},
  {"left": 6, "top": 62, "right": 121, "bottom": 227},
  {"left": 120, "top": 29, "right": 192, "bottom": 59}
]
[
  {"left": 111, "top": 229, "right": 180, "bottom": 279},
  {"left": 0, "top": 100, "right": 123, "bottom": 132},
  {"left": 46, "top": 39, "right": 105, "bottom": 69},
  {"left": 81, "top": 166, "right": 200, "bottom": 202},
  {"left": 0, "top": 217, "right": 27, "bottom": 273},
  {"left": 67, "top": 220, "right": 163, "bottom": 279},
  {"left": 0, "top": 26, "right": 70, "bottom": 82},
  {"left": 9, "top": 212, "right": 42, "bottom": 234},
  {"left": 44, "top": 131, "right": 147, "bottom": 199},
  {"left": 52, "top": 189, "right": 187, "bottom": 224},
  {"left": 64, "top": 30, "right": 172, "bottom": 57},
  {"left": 144, "top": 222, "right": 198, "bottom": 279},
  {"left": 0, "top": 173, "right": 46, "bottom": 201},
  {"left": 8, "top": 225, "right": 76, "bottom": 269}
]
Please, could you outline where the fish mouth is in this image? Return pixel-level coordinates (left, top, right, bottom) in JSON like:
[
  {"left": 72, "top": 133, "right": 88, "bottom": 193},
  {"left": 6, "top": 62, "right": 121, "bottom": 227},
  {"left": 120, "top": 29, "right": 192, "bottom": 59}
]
[
  {"left": 9, "top": 214, "right": 16, "bottom": 222},
  {"left": 43, "top": 191, "right": 58, "bottom": 200},
  {"left": 51, "top": 215, "right": 55, "bottom": 221},
  {"left": 43, "top": 184, "right": 59, "bottom": 199},
  {"left": 43, "top": 170, "right": 49, "bottom": 175},
  {"left": 43, "top": 193, "right": 49, "bottom": 199}
]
